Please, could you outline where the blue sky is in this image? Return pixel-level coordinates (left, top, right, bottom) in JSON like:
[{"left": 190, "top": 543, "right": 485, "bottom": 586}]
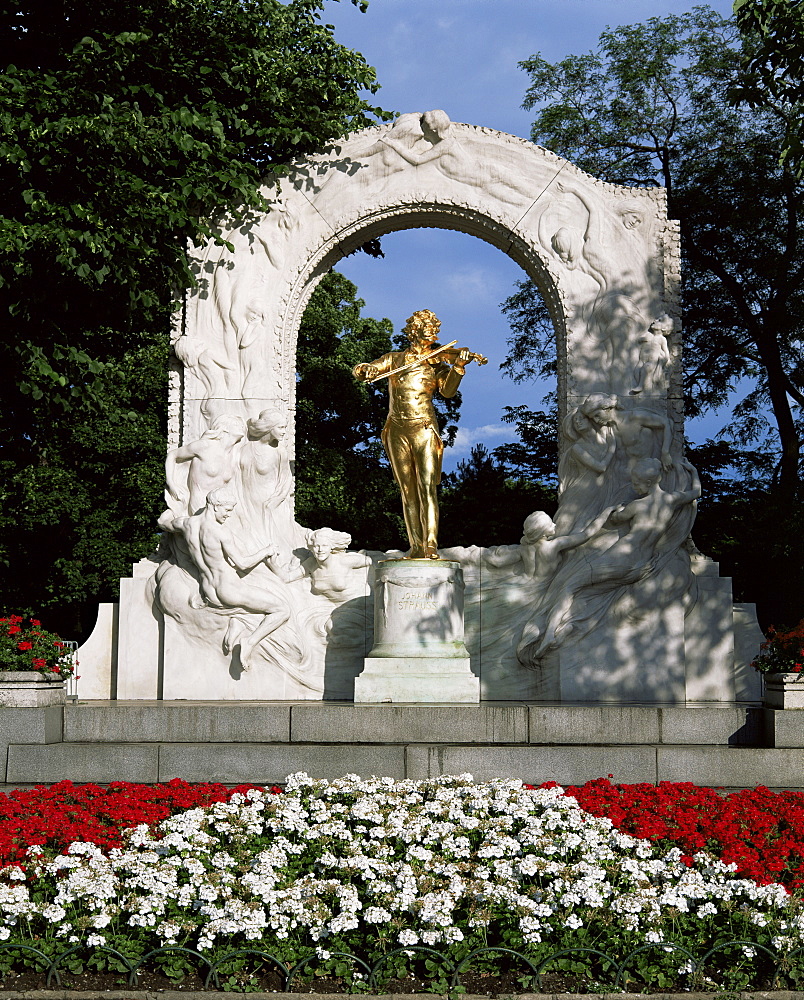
[{"left": 321, "top": 0, "right": 736, "bottom": 471}]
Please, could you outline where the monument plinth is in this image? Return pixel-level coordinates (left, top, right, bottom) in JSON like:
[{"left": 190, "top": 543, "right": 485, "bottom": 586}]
[{"left": 354, "top": 559, "right": 479, "bottom": 703}]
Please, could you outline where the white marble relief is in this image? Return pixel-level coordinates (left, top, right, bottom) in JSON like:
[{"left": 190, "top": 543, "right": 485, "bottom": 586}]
[{"left": 94, "top": 111, "right": 745, "bottom": 704}]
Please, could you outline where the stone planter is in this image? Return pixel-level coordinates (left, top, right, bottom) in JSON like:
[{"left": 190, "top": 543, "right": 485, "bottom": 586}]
[
  {"left": 0, "top": 672, "right": 66, "bottom": 707},
  {"left": 763, "top": 671, "right": 804, "bottom": 709}
]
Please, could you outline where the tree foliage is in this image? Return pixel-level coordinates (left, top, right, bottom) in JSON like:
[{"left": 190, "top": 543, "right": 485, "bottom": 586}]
[
  {"left": 733, "top": 0, "right": 804, "bottom": 175},
  {"left": 294, "top": 270, "right": 404, "bottom": 552},
  {"left": 510, "top": 6, "right": 804, "bottom": 498},
  {"left": 0, "top": 0, "right": 386, "bottom": 634},
  {"left": 439, "top": 444, "right": 556, "bottom": 548}
]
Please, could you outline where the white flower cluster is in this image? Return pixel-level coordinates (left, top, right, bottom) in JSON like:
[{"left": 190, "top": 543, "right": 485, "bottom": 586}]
[{"left": 0, "top": 774, "right": 800, "bottom": 959}]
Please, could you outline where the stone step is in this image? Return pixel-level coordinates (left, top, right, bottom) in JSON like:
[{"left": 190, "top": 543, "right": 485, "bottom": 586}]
[
  {"left": 7, "top": 740, "right": 804, "bottom": 790},
  {"left": 59, "top": 701, "right": 768, "bottom": 747},
  {"left": 3, "top": 702, "right": 803, "bottom": 790}
]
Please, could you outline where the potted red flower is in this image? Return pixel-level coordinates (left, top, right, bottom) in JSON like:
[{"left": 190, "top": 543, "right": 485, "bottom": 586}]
[
  {"left": 752, "top": 619, "right": 804, "bottom": 709},
  {"left": 0, "top": 615, "right": 74, "bottom": 707}
]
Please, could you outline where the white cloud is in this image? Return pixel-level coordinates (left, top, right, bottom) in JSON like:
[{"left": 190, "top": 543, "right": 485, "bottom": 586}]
[
  {"left": 442, "top": 265, "right": 501, "bottom": 302},
  {"left": 448, "top": 423, "right": 513, "bottom": 455}
]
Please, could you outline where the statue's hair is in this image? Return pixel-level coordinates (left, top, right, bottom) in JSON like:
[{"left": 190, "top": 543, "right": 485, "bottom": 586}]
[
  {"left": 580, "top": 393, "right": 617, "bottom": 418},
  {"left": 207, "top": 487, "right": 238, "bottom": 507},
  {"left": 311, "top": 527, "right": 352, "bottom": 552},
  {"left": 616, "top": 198, "right": 646, "bottom": 220},
  {"left": 566, "top": 393, "right": 616, "bottom": 438},
  {"left": 649, "top": 312, "right": 674, "bottom": 335},
  {"left": 422, "top": 109, "right": 451, "bottom": 135},
  {"left": 248, "top": 409, "right": 285, "bottom": 440},
  {"left": 207, "top": 413, "right": 246, "bottom": 440},
  {"left": 523, "top": 510, "right": 554, "bottom": 540},
  {"left": 403, "top": 309, "right": 441, "bottom": 337},
  {"left": 631, "top": 457, "right": 662, "bottom": 483},
  {"left": 391, "top": 111, "right": 424, "bottom": 136},
  {"left": 551, "top": 227, "right": 581, "bottom": 264}
]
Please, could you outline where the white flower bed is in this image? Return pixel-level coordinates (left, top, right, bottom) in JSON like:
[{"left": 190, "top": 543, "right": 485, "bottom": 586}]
[{"left": 2, "top": 773, "right": 803, "bottom": 986}]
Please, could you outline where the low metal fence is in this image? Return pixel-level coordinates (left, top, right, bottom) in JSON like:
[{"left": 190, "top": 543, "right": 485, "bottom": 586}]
[{"left": 0, "top": 938, "right": 799, "bottom": 992}]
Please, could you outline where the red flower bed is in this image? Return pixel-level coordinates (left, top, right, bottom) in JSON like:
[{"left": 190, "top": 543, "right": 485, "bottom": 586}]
[
  {"left": 0, "top": 778, "right": 275, "bottom": 864},
  {"left": 558, "top": 778, "right": 804, "bottom": 890}
]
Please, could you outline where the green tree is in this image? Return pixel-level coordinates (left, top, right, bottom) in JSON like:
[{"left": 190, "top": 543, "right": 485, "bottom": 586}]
[
  {"left": 0, "top": 0, "right": 386, "bottom": 634},
  {"left": 439, "top": 444, "right": 556, "bottom": 548},
  {"left": 510, "top": 7, "right": 804, "bottom": 499},
  {"left": 295, "top": 270, "right": 404, "bottom": 552},
  {"left": 733, "top": 0, "right": 804, "bottom": 174}
]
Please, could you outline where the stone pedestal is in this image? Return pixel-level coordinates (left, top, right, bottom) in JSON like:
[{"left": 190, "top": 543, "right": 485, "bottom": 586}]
[
  {"left": 763, "top": 672, "right": 804, "bottom": 709},
  {"left": 355, "top": 559, "right": 479, "bottom": 703},
  {"left": 0, "top": 672, "right": 66, "bottom": 707}
]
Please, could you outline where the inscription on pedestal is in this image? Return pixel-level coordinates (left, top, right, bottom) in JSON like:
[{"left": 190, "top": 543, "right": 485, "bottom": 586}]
[{"left": 397, "top": 590, "right": 438, "bottom": 611}]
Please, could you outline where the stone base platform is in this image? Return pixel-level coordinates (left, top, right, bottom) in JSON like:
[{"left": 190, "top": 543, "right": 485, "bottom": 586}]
[
  {"left": 1, "top": 700, "right": 804, "bottom": 790},
  {"left": 355, "top": 658, "right": 480, "bottom": 703}
]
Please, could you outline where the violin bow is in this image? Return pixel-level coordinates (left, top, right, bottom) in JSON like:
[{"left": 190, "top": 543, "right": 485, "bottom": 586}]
[{"left": 366, "top": 340, "right": 459, "bottom": 383}]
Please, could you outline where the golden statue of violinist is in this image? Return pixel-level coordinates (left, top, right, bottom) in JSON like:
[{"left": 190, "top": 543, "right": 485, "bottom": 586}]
[{"left": 353, "top": 309, "right": 487, "bottom": 559}]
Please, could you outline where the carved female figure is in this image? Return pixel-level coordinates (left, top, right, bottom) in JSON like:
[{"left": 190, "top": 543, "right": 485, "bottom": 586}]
[
  {"left": 300, "top": 528, "right": 373, "bottom": 603},
  {"left": 519, "top": 459, "right": 701, "bottom": 663},
  {"left": 165, "top": 414, "right": 246, "bottom": 517},
  {"left": 614, "top": 403, "right": 673, "bottom": 473},
  {"left": 630, "top": 314, "right": 674, "bottom": 395},
  {"left": 554, "top": 394, "right": 617, "bottom": 534},
  {"left": 239, "top": 409, "right": 302, "bottom": 556},
  {"left": 172, "top": 489, "right": 293, "bottom": 671}
]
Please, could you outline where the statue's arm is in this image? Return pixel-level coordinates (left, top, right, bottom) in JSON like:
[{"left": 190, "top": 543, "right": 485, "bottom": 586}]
[
  {"left": 557, "top": 505, "right": 618, "bottom": 551},
  {"left": 353, "top": 352, "right": 394, "bottom": 382},
  {"left": 381, "top": 135, "right": 448, "bottom": 166},
  {"left": 571, "top": 441, "right": 611, "bottom": 475},
  {"left": 437, "top": 349, "right": 472, "bottom": 398},
  {"left": 608, "top": 500, "right": 637, "bottom": 526},
  {"left": 345, "top": 552, "right": 373, "bottom": 570},
  {"left": 672, "top": 461, "right": 702, "bottom": 505},
  {"left": 555, "top": 178, "right": 606, "bottom": 246},
  {"left": 221, "top": 535, "right": 278, "bottom": 574},
  {"left": 484, "top": 544, "right": 522, "bottom": 568},
  {"left": 635, "top": 409, "right": 673, "bottom": 467},
  {"left": 165, "top": 444, "right": 197, "bottom": 500}
]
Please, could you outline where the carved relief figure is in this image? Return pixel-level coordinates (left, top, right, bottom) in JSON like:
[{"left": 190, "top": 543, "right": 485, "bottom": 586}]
[
  {"left": 353, "top": 309, "right": 483, "bottom": 559},
  {"left": 468, "top": 509, "right": 610, "bottom": 580},
  {"left": 547, "top": 181, "right": 651, "bottom": 288},
  {"left": 381, "top": 110, "right": 465, "bottom": 171},
  {"left": 539, "top": 181, "right": 609, "bottom": 295},
  {"left": 239, "top": 408, "right": 301, "bottom": 556},
  {"left": 555, "top": 394, "right": 617, "bottom": 533},
  {"left": 519, "top": 458, "right": 700, "bottom": 663},
  {"left": 171, "top": 331, "right": 235, "bottom": 424},
  {"left": 589, "top": 291, "right": 646, "bottom": 371},
  {"left": 302, "top": 528, "right": 373, "bottom": 603},
  {"left": 165, "top": 414, "right": 246, "bottom": 516},
  {"left": 630, "top": 314, "right": 674, "bottom": 395},
  {"left": 614, "top": 404, "right": 673, "bottom": 472},
  {"left": 172, "top": 489, "right": 292, "bottom": 670},
  {"left": 371, "top": 110, "right": 535, "bottom": 208}
]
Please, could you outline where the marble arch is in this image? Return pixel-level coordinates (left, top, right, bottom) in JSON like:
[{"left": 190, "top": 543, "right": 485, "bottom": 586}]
[
  {"left": 171, "top": 113, "right": 682, "bottom": 458},
  {"left": 82, "top": 111, "right": 758, "bottom": 706}
]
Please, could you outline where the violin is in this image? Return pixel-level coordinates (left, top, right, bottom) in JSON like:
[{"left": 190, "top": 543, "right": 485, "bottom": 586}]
[
  {"left": 429, "top": 343, "right": 488, "bottom": 368},
  {"left": 364, "top": 339, "right": 488, "bottom": 383}
]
